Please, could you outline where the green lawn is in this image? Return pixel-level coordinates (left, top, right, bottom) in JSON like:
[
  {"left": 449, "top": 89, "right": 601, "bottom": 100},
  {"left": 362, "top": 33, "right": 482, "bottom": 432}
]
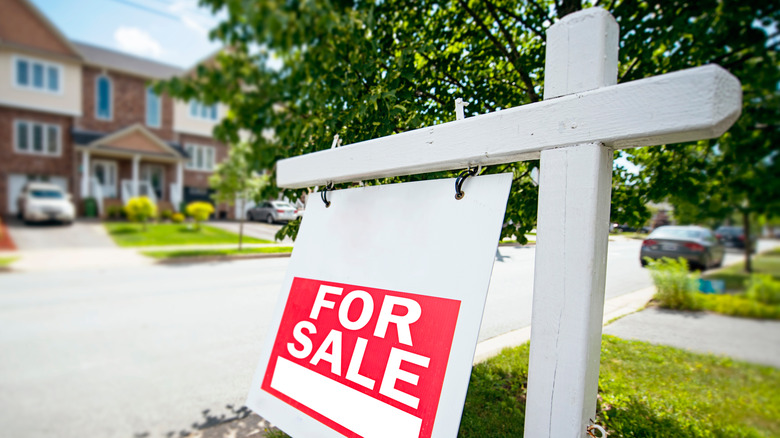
[
  {"left": 142, "top": 246, "right": 293, "bottom": 259},
  {"left": 105, "top": 223, "right": 272, "bottom": 247},
  {"left": 458, "top": 336, "right": 780, "bottom": 437},
  {"left": 0, "top": 256, "right": 18, "bottom": 267}
]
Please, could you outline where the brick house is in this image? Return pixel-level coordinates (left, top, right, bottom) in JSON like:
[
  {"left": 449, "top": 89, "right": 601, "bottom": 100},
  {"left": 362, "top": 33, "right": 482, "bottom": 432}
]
[{"left": 0, "top": 0, "right": 234, "bottom": 219}]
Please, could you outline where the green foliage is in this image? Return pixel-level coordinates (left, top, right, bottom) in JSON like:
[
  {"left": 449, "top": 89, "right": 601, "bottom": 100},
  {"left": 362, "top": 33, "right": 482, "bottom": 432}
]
[
  {"left": 124, "top": 196, "right": 157, "bottom": 231},
  {"left": 104, "top": 223, "right": 270, "bottom": 247},
  {"left": 697, "top": 293, "right": 780, "bottom": 320},
  {"left": 745, "top": 273, "right": 780, "bottom": 305},
  {"left": 171, "top": 212, "right": 185, "bottom": 224},
  {"left": 157, "top": 0, "right": 778, "bottom": 242},
  {"left": 185, "top": 201, "right": 214, "bottom": 230},
  {"left": 160, "top": 209, "right": 173, "bottom": 221},
  {"left": 646, "top": 257, "right": 700, "bottom": 310},
  {"left": 106, "top": 205, "right": 124, "bottom": 220}
]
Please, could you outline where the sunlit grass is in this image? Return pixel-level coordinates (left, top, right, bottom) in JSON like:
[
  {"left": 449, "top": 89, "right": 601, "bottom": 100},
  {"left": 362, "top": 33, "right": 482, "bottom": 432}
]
[{"left": 105, "top": 223, "right": 272, "bottom": 247}]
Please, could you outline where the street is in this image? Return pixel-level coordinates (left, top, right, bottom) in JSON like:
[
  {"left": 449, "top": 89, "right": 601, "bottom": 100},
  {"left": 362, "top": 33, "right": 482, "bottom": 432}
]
[{"left": 0, "top": 238, "right": 767, "bottom": 437}]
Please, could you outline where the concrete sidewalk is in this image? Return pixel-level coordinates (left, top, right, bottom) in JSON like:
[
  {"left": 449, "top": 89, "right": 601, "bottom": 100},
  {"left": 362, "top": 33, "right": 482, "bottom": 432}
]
[
  {"left": 604, "top": 307, "right": 780, "bottom": 368},
  {"left": 473, "top": 286, "right": 656, "bottom": 362}
]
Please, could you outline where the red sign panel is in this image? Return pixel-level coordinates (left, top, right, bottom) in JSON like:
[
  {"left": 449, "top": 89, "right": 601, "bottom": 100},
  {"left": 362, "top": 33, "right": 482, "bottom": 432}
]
[{"left": 261, "top": 277, "right": 461, "bottom": 438}]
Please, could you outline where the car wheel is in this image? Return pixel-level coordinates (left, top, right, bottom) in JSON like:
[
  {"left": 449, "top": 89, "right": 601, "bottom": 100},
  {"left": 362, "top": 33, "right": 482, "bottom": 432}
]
[
  {"left": 266, "top": 214, "right": 274, "bottom": 224},
  {"left": 247, "top": 211, "right": 254, "bottom": 221},
  {"left": 640, "top": 258, "right": 648, "bottom": 267}
]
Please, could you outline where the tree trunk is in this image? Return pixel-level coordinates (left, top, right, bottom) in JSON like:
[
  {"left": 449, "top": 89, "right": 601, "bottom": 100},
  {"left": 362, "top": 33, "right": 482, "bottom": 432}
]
[
  {"left": 743, "top": 210, "right": 752, "bottom": 273},
  {"left": 238, "top": 197, "right": 244, "bottom": 251}
]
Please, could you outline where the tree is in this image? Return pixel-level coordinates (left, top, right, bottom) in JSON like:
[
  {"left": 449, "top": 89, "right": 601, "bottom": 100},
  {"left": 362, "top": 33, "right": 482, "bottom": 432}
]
[
  {"left": 615, "top": 0, "right": 780, "bottom": 271},
  {"left": 124, "top": 196, "right": 156, "bottom": 231},
  {"left": 186, "top": 201, "right": 214, "bottom": 231},
  {"left": 157, "top": 0, "right": 778, "bottom": 252},
  {"left": 209, "top": 141, "right": 270, "bottom": 250}
]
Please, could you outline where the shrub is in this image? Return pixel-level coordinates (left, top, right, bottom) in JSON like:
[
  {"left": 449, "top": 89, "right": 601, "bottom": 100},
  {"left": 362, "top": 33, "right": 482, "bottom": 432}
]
[
  {"left": 106, "top": 205, "right": 124, "bottom": 219},
  {"left": 160, "top": 209, "right": 173, "bottom": 221},
  {"left": 185, "top": 201, "right": 214, "bottom": 230},
  {"left": 698, "top": 294, "right": 780, "bottom": 319},
  {"left": 171, "top": 212, "right": 185, "bottom": 224},
  {"left": 124, "top": 196, "right": 157, "bottom": 231},
  {"left": 745, "top": 273, "right": 780, "bottom": 305},
  {"left": 646, "top": 257, "right": 699, "bottom": 310}
]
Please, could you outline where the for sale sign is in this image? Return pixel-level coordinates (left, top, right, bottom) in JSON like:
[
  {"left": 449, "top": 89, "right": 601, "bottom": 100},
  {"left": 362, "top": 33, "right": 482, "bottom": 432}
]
[
  {"left": 263, "top": 278, "right": 460, "bottom": 438},
  {"left": 247, "top": 174, "right": 512, "bottom": 438}
]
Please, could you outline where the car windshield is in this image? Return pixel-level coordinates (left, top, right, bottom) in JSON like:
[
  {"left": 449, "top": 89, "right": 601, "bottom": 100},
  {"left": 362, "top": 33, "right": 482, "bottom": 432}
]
[
  {"left": 651, "top": 227, "right": 706, "bottom": 239},
  {"left": 30, "top": 190, "right": 64, "bottom": 199}
]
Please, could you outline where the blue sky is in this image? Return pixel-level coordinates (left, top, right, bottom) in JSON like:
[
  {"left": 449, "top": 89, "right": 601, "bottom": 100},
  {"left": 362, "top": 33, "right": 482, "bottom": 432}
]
[{"left": 30, "top": 0, "right": 224, "bottom": 68}]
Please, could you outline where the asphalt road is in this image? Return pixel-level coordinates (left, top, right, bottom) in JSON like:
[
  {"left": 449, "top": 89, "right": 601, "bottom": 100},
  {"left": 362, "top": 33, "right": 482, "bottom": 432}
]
[{"left": 0, "top": 238, "right": 770, "bottom": 437}]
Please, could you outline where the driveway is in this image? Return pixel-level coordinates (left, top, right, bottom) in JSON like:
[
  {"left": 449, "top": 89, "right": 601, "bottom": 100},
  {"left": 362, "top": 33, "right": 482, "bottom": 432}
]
[
  {"left": 5, "top": 218, "right": 115, "bottom": 250},
  {"left": 3, "top": 219, "right": 151, "bottom": 272}
]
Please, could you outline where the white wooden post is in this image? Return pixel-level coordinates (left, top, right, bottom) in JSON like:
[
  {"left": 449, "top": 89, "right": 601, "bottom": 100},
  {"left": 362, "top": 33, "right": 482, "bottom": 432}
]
[
  {"left": 176, "top": 160, "right": 184, "bottom": 210},
  {"left": 81, "top": 149, "right": 90, "bottom": 198},
  {"left": 524, "top": 9, "right": 618, "bottom": 437},
  {"left": 132, "top": 155, "right": 141, "bottom": 197}
]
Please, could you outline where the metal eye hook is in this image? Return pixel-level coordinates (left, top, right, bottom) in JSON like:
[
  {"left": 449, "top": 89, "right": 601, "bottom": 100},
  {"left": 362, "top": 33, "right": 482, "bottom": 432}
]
[
  {"left": 587, "top": 424, "right": 607, "bottom": 437},
  {"left": 321, "top": 182, "right": 334, "bottom": 208},
  {"left": 454, "top": 167, "right": 479, "bottom": 200}
]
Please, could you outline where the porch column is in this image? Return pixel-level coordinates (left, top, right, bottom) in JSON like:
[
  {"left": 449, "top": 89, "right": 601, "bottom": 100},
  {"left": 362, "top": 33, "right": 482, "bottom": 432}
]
[
  {"left": 176, "top": 160, "right": 184, "bottom": 211},
  {"left": 132, "top": 155, "right": 140, "bottom": 197},
  {"left": 81, "top": 150, "right": 90, "bottom": 198}
]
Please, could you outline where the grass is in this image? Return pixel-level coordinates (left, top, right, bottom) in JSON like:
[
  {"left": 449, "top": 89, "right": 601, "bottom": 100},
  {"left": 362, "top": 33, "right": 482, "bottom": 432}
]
[
  {"left": 0, "top": 256, "right": 19, "bottom": 267},
  {"left": 458, "top": 336, "right": 780, "bottom": 437},
  {"left": 142, "top": 246, "right": 293, "bottom": 259},
  {"left": 105, "top": 223, "right": 272, "bottom": 247}
]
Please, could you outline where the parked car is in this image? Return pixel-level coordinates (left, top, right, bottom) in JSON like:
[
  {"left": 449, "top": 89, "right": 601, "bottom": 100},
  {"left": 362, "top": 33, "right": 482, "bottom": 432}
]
[
  {"left": 640, "top": 225, "right": 724, "bottom": 270},
  {"left": 16, "top": 182, "right": 75, "bottom": 225},
  {"left": 715, "top": 225, "right": 756, "bottom": 250},
  {"left": 247, "top": 201, "right": 298, "bottom": 224}
]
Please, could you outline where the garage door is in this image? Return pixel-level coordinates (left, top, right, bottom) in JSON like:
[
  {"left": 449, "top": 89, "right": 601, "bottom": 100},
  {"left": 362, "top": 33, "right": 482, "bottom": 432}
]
[{"left": 7, "top": 174, "right": 69, "bottom": 214}]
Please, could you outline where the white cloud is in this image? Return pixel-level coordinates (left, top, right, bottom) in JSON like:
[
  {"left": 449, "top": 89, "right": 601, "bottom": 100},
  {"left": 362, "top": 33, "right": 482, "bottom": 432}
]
[
  {"left": 168, "top": 0, "right": 224, "bottom": 38},
  {"left": 114, "top": 26, "right": 163, "bottom": 59}
]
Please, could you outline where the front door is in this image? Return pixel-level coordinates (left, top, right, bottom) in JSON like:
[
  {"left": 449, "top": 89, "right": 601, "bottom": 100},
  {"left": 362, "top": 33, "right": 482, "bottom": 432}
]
[
  {"left": 141, "top": 164, "right": 165, "bottom": 200},
  {"left": 91, "top": 160, "right": 117, "bottom": 198}
]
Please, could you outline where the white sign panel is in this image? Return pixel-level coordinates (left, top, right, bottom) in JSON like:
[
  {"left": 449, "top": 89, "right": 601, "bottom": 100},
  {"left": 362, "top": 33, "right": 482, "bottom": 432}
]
[{"left": 247, "top": 173, "right": 512, "bottom": 438}]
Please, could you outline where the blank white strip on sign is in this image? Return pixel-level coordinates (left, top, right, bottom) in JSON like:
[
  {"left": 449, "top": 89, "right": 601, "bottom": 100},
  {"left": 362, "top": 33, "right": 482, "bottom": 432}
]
[{"left": 271, "top": 357, "right": 423, "bottom": 438}]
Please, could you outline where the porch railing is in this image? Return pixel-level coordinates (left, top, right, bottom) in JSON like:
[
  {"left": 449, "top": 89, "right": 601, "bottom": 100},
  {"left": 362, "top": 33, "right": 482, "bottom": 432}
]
[
  {"left": 89, "top": 177, "right": 104, "bottom": 217},
  {"left": 121, "top": 180, "right": 157, "bottom": 205}
]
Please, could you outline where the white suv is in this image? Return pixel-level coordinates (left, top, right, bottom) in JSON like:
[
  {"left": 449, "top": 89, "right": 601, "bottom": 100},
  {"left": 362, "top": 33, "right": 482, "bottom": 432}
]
[{"left": 17, "top": 182, "right": 76, "bottom": 225}]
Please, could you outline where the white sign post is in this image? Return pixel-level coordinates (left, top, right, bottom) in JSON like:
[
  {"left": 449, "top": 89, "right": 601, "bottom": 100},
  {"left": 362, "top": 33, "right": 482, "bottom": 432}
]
[{"left": 271, "top": 7, "right": 741, "bottom": 437}]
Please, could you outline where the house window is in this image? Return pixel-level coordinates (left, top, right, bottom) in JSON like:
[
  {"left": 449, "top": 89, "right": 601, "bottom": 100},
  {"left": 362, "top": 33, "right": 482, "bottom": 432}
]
[
  {"left": 13, "top": 56, "right": 61, "bottom": 93},
  {"left": 188, "top": 100, "right": 218, "bottom": 121},
  {"left": 14, "top": 120, "right": 60, "bottom": 156},
  {"left": 184, "top": 143, "right": 216, "bottom": 171},
  {"left": 146, "top": 87, "right": 161, "bottom": 128},
  {"left": 96, "top": 75, "right": 112, "bottom": 120}
]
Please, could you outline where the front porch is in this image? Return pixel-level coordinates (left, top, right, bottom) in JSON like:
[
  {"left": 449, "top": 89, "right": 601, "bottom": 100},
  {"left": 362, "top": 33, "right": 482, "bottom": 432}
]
[{"left": 75, "top": 124, "right": 186, "bottom": 217}]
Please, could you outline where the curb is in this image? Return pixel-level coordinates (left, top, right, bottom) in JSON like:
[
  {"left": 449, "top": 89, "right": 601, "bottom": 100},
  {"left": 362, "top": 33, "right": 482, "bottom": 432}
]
[
  {"left": 472, "top": 286, "right": 656, "bottom": 364},
  {"left": 153, "top": 251, "right": 293, "bottom": 264}
]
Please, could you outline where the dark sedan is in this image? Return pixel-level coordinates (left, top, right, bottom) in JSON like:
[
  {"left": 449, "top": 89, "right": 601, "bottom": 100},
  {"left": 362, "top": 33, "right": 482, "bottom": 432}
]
[
  {"left": 715, "top": 225, "right": 756, "bottom": 250},
  {"left": 640, "top": 225, "right": 724, "bottom": 270}
]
